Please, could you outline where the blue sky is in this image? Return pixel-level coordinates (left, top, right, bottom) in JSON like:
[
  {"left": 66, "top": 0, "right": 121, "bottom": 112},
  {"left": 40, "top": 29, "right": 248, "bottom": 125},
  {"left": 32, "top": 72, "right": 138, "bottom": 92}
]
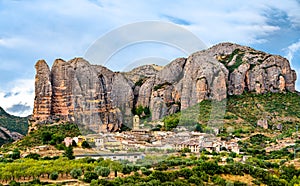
[{"left": 0, "top": 0, "right": 300, "bottom": 116}]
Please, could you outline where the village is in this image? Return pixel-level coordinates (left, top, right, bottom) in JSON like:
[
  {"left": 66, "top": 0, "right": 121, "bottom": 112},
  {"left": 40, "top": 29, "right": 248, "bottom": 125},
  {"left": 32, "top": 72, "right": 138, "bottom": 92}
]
[{"left": 60, "top": 115, "right": 240, "bottom": 160}]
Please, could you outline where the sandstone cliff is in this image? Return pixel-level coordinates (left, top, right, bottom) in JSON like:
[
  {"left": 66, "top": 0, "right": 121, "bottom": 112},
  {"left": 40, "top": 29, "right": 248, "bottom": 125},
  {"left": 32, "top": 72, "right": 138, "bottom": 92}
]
[{"left": 31, "top": 43, "right": 297, "bottom": 132}]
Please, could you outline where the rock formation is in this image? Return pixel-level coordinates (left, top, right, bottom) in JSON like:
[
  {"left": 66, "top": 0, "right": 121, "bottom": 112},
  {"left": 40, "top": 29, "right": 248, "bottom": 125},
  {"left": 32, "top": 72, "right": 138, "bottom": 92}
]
[
  {"left": 31, "top": 43, "right": 297, "bottom": 132},
  {"left": 0, "top": 126, "right": 23, "bottom": 142},
  {"left": 31, "top": 58, "right": 133, "bottom": 133}
]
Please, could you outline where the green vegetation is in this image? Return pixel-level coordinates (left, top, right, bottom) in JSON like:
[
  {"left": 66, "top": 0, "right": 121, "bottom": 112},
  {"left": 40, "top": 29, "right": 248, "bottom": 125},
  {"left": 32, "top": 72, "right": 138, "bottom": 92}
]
[
  {"left": 4, "top": 148, "right": 21, "bottom": 160},
  {"left": 227, "top": 92, "right": 300, "bottom": 129},
  {"left": 8, "top": 123, "right": 81, "bottom": 148},
  {"left": 153, "top": 82, "right": 172, "bottom": 91},
  {"left": 0, "top": 107, "right": 28, "bottom": 146},
  {"left": 227, "top": 49, "right": 240, "bottom": 62},
  {"left": 228, "top": 51, "right": 245, "bottom": 72},
  {"left": 63, "top": 146, "right": 75, "bottom": 160},
  {"left": 70, "top": 168, "right": 82, "bottom": 179},
  {"left": 0, "top": 107, "right": 28, "bottom": 135},
  {"left": 218, "top": 49, "right": 246, "bottom": 73},
  {"left": 81, "top": 141, "right": 91, "bottom": 149},
  {"left": 95, "top": 166, "right": 110, "bottom": 177},
  {"left": 83, "top": 171, "right": 98, "bottom": 183},
  {"left": 49, "top": 172, "right": 58, "bottom": 180},
  {"left": 134, "top": 78, "right": 147, "bottom": 87},
  {"left": 161, "top": 92, "right": 300, "bottom": 134},
  {"left": 132, "top": 105, "right": 151, "bottom": 119},
  {"left": 0, "top": 151, "right": 299, "bottom": 185},
  {"left": 249, "top": 134, "right": 273, "bottom": 145},
  {"left": 163, "top": 113, "right": 180, "bottom": 131}
]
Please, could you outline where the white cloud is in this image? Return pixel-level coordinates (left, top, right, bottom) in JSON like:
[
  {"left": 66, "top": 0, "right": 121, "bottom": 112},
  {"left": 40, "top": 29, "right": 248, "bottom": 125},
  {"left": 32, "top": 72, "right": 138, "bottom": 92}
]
[
  {"left": 0, "top": 37, "right": 32, "bottom": 48},
  {"left": 1, "top": 0, "right": 300, "bottom": 116},
  {"left": 284, "top": 40, "right": 300, "bottom": 91},
  {"left": 285, "top": 40, "right": 300, "bottom": 62},
  {"left": 0, "top": 79, "right": 34, "bottom": 117}
]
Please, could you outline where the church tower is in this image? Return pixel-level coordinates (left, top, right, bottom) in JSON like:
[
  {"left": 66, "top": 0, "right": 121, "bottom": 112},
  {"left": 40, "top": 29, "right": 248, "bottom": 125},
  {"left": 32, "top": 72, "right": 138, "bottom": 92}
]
[{"left": 133, "top": 115, "right": 140, "bottom": 130}]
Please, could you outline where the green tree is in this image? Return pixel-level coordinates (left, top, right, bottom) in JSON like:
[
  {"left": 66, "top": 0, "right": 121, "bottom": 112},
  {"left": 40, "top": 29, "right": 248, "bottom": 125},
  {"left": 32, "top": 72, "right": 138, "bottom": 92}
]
[
  {"left": 141, "top": 167, "right": 152, "bottom": 176},
  {"left": 50, "top": 172, "right": 58, "bottom": 180},
  {"left": 83, "top": 171, "right": 98, "bottom": 183},
  {"left": 181, "top": 147, "right": 191, "bottom": 153},
  {"left": 163, "top": 115, "right": 179, "bottom": 131},
  {"left": 226, "top": 157, "right": 234, "bottom": 164},
  {"left": 144, "top": 106, "right": 151, "bottom": 117},
  {"left": 135, "top": 105, "right": 144, "bottom": 116},
  {"left": 179, "top": 168, "right": 193, "bottom": 179},
  {"left": 24, "top": 153, "right": 40, "bottom": 160},
  {"left": 41, "top": 131, "right": 52, "bottom": 144},
  {"left": 63, "top": 146, "right": 75, "bottom": 160},
  {"left": 8, "top": 180, "right": 20, "bottom": 186},
  {"left": 212, "top": 175, "right": 226, "bottom": 186},
  {"left": 95, "top": 166, "right": 110, "bottom": 177},
  {"left": 110, "top": 161, "right": 122, "bottom": 177},
  {"left": 81, "top": 141, "right": 90, "bottom": 149},
  {"left": 188, "top": 175, "right": 204, "bottom": 186},
  {"left": 9, "top": 148, "right": 21, "bottom": 160},
  {"left": 122, "top": 165, "right": 134, "bottom": 175},
  {"left": 70, "top": 168, "right": 82, "bottom": 179},
  {"left": 195, "top": 124, "right": 203, "bottom": 132}
]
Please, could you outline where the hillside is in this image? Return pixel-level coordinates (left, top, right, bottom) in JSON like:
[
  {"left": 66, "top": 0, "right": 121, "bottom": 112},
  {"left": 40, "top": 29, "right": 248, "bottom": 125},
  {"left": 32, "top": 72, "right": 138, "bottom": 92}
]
[
  {"left": 163, "top": 92, "right": 300, "bottom": 134},
  {"left": 0, "top": 107, "right": 28, "bottom": 145}
]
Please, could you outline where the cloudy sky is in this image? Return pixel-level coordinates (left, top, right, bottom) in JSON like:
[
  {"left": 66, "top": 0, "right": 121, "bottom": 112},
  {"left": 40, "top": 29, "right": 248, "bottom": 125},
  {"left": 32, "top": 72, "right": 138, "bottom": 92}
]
[{"left": 0, "top": 0, "right": 300, "bottom": 117}]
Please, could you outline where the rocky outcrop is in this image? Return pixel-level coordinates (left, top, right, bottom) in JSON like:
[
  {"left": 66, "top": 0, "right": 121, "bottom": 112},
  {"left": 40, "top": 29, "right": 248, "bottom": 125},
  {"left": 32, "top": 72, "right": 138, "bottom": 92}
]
[
  {"left": 123, "top": 64, "right": 162, "bottom": 84},
  {"left": 31, "top": 58, "right": 133, "bottom": 133},
  {"left": 211, "top": 43, "right": 297, "bottom": 95},
  {"left": 0, "top": 126, "right": 23, "bottom": 141},
  {"left": 32, "top": 60, "right": 52, "bottom": 123},
  {"left": 31, "top": 43, "right": 297, "bottom": 132}
]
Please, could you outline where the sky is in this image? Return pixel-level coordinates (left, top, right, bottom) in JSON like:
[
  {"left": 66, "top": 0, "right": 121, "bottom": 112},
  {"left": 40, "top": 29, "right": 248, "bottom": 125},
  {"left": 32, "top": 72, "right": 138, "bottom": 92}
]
[{"left": 0, "top": 0, "right": 300, "bottom": 117}]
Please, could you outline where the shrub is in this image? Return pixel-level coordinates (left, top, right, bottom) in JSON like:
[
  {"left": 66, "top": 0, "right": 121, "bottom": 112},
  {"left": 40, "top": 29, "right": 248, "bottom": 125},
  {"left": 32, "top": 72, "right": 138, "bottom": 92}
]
[
  {"left": 179, "top": 168, "right": 193, "bottom": 179},
  {"left": 122, "top": 165, "right": 134, "bottom": 175},
  {"left": 226, "top": 157, "right": 234, "bottom": 163},
  {"left": 135, "top": 78, "right": 145, "bottom": 87},
  {"left": 24, "top": 153, "right": 40, "bottom": 160},
  {"left": 63, "top": 146, "right": 75, "bottom": 160},
  {"left": 7, "top": 148, "right": 21, "bottom": 160},
  {"left": 95, "top": 166, "right": 110, "bottom": 177},
  {"left": 90, "top": 179, "right": 101, "bottom": 186},
  {"left": 163, "top": 114, "right": 179, "bottom": 131},
  {"left": 141, "top": 167, "right": 152, "bottom": 176},
  {"left": 8, "top": 180, "right": 20, "bottom": 186},
  {"left": 70, "top": 168, "right": 82, "bottom": 179},
  {"left": 188, "top": 175, "right": 204, "bottom": 186},
  {"left": 83, "top": 171, "right": 98, "bottom": 183},
  {"left": 55, "top": 143, "right": 66, "bottom": 150},
  {"left": 29, "top": 178, "right": 41, "bottom": 185},
  {"left": 41, "top": 131, "right": 52, "bottom": 144},
  {"left": 50, "top": 171, "right": 59, "bottom": 180},
  {"left": 181, "top": 147, "right": 191, "bottom": 153},
  {"left": 212, "top": 175, "right": 226, "bottom": 186},
  {"left": 81, "top": 141, "right": 91, "bottom": 149}
]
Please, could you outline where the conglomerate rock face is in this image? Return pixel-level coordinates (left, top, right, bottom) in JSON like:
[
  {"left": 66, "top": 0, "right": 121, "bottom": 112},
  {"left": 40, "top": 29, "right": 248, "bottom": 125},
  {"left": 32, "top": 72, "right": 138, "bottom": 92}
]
[
  {"left": 31, "top": 58, "right": 133, "bottom": 132},
  {"left": 31, "top": 43, "right": 297, "bottom": 132}
]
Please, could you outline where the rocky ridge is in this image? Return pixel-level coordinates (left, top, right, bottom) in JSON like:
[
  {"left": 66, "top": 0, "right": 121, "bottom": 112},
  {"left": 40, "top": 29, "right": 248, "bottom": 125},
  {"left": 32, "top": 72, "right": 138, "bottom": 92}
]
[{"left": 31, "top": 43, "right": 297, "bottom": 132}]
